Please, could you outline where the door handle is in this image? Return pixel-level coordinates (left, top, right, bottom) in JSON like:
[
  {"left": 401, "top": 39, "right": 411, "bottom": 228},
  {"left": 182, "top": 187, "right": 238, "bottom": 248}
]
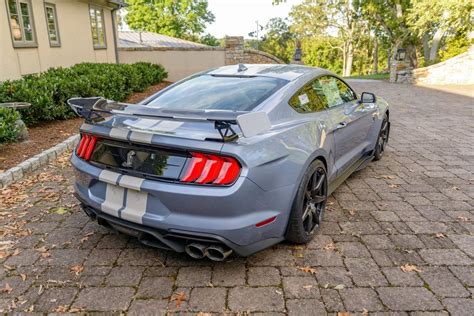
[{"left": 336, "top": 121, "right": 348, "bottom": 129}]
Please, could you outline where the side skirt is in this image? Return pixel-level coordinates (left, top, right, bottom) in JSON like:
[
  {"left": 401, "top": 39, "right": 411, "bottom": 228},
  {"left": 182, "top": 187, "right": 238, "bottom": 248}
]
[{"left": 328, "top": 153, "right": 374, "bottom": 195}]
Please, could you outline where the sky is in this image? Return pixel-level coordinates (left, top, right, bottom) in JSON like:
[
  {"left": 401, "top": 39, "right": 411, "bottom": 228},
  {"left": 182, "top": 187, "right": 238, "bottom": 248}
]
[{"left": 205, "top": 0, "right": 301, "bottom": 39}]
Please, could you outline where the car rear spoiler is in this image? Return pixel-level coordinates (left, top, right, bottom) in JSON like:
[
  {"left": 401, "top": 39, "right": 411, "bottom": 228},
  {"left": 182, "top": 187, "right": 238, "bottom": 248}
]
[{"left": 67, "top": 97, "right": 271, "bottom": 142}]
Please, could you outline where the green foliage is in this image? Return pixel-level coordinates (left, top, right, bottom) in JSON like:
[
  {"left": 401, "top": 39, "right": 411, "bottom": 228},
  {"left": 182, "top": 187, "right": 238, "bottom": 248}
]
[
  {"left": 199, "top": 33, "right": 221, "bottom": 46},
  {"left": 302, "top": 37, "right": 344, "bottom": 74},
  {"left": 125, "top": 0, "right": 215, "bottom": 40},
  {"left": 0, "top": 63, "right": 167, "bottom": 126},
  {"left": 439, "top": 35, "right": 473, "bottom": 62},
  {"left": 259, "top": 18, "right": 295, "bottom": 63},
  {"left": 0, "top": 107, "right": 20, "bottom": 143}
]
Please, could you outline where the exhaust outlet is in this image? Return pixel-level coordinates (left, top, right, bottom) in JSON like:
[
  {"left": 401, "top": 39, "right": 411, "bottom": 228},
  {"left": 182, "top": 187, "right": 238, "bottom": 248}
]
[
  {"left": 205, "top": 244, "right": 233, "bottom": 261},
  {"left": 185, "top": 243, "right": 207, "bottom": 259}
]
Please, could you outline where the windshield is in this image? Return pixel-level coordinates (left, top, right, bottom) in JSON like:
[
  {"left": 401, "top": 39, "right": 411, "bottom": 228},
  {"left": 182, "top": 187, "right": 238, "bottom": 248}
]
[{"left": 146, "top": 74, "right": 288, "bottom": 111}]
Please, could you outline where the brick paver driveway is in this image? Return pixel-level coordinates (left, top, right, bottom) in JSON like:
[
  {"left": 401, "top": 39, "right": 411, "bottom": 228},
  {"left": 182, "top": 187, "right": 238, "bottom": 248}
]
[{"left": 1, "top": 81, "right": 473, "bottom": 315}]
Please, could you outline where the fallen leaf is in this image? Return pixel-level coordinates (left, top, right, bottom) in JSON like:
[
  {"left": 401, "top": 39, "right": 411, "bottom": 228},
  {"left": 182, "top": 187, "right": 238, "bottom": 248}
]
[
  {"left": 435, "top": 233, "right": 446, "bottom": 239},
  {"left": 20, "top": 274, "right": 27, "bottom": 281},
  {"left": 298, "top": 266, "right": 317, "bottom": 275},
  {"left": 11, "top": 249, "right": 21, "bottom": 257},
  {"left": 38, "top": 284, "right": 44, "bottom": 295},
  {"left": 69, "top": 307, "right": 83, "bottom": 313},
  {"left": 54, "top": 207, "right": 68, "bottom": 215},
  {"left": 70, "top": 265, "right": 84, "bottom": 276},
  {"left": 294, "top": 253, "right": 304, "bottom": 258},
  {"left": 348, "top": 208, "right": 357, "bottom": 216},
  {"left": 389, "top": 184, "right": 400, "bottom": 188},
  {"left": 323, "top": 243, "right": 337, "bottom": 251},
  {"left": 303, "top": 285, "right": 313, "bottom": 289},
  {"left": 171, "top": 291, "right": 186, "bottom": 308},
  {"left": 1, "top": 283, "right": 12, "bottom": 294},
  {"left": 337, "top": 312, "right": 350, "bottom": 316},
  {"left": 196, "top": 313, "right": 212, "bottom": 316},
  {"left": 457, "top": 216, "right": 469, "bottom": 222},
  {"left": 80, "top": 232, "right": 95, "bottom": 244},
  {"left": 26, "top": 304, "right": 34, "bottom": 312},
  {"left": 362, "top": 308, "right": 369, "bottom": 316},
  {"left": 54, "top": 305, "right": 68, "bottom": 312},
  {"left": 400, "top": 264, "right": 421, "bottom": 273},
  {"left": 3, "top": 265, "right": 15, "bottom": 271},
  {"left": 452, "top": 186, "right": 460, "bottom": 191},
  {"left": 377, "top": 175, "right": 396, "bottom": 180},
  {"left": 334, "top": 284, "right": 345, "bottom": 290}
]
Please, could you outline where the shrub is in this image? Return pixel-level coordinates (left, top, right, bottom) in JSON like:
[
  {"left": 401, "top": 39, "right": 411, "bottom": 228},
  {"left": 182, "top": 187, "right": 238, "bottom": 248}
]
[
  {"left": 0, "top": 62, "right": 167, "bottom": 126},
  {"left": 0, "top": 107, "right": 20, "bottom": 143}
]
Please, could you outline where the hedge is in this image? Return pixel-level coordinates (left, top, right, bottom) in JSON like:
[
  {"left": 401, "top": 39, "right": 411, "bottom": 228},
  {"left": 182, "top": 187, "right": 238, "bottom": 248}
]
[
  {"left": 0, "top": 62, "right": 167, "bottom": 126},
  {"left": 0, "top": 107, "right": 20, "bottom": 143}
]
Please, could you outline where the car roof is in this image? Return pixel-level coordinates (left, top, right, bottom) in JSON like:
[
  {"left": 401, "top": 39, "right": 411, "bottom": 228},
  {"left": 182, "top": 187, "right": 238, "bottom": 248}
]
[{"left": 206, "top": 64, "right": 329, "bottom": 81}]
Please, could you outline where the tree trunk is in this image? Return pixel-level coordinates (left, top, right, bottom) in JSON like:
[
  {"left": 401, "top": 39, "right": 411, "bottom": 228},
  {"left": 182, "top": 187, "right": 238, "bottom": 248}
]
[
  {"left": 429, "top": 28, "right": 444, "bottom": 62},
  {"left": 373, "top": 37, "right": 379, "bottom": 74},
  {"left": 342, "top": 42, "right": 347, "bottom": 77},
  {"left": 422, "top": 33, "right": 430, "bottom": 63},
  {"left": 344, "top": 40, "right": 353, "bottom": 77}
]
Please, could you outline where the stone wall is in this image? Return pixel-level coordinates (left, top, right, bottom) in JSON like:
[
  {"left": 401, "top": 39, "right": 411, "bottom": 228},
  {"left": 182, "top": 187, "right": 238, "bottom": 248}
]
[
  {"left": 224, "top": 36, "right": 284, "bottom": 65},
  {"left": 412, "top": 46, "right": 474, "bottom": 85}
]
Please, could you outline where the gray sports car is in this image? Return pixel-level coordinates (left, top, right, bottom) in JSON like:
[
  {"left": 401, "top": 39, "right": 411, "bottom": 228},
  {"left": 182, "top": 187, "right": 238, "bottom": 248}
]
[{"left": 68, "top": 64, "right": 390, "bottom": 261}]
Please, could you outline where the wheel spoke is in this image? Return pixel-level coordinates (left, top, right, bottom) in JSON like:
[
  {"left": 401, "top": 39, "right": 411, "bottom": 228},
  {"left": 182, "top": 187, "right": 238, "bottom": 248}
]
[
  {"left": 302, "top": 205, "right": 311, "bottom": 221},
  {"left": 312, "top": 172, "right": 325, "bottom": 193},
  {"left": 312, "top": 195, "right": 326, "bottom": 204}
]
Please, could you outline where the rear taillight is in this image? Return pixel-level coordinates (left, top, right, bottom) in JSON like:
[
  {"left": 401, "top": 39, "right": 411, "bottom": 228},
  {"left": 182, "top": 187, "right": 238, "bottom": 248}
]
[
  {"left": 76, "top": 134, "right": 98, "bottom": 161},
  {"left": 181, "top": 152, "right": 241, "bottom": 185}
]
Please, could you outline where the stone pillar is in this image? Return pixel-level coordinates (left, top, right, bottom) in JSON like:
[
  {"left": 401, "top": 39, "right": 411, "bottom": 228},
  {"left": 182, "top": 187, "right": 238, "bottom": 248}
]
[{"left": 224, "top": 36, "right": 244, "bottom": 65}]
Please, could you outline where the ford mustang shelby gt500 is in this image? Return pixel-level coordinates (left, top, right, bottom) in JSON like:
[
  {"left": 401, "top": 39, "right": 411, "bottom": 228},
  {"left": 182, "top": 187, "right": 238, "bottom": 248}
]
[{"left": 69, "top": 64, "right": 390, "bottom": 261}]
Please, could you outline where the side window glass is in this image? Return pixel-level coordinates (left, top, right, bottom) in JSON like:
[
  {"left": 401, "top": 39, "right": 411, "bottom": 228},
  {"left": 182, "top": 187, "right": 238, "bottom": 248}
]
[
  {"left": 289, "top": 80, "right": 326, "bottom": 113},
  {"left": 315, "top": 76, "right": 356, "bottom": 108}
]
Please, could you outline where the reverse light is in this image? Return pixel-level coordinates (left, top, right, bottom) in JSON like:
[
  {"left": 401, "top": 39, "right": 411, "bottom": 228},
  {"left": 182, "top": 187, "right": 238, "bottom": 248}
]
[
  {"left": 181, "top": 152, "right": 241, "bottom": 185},
  {"left": 76, "top": 134, "right": 98, "bottom": 161}
]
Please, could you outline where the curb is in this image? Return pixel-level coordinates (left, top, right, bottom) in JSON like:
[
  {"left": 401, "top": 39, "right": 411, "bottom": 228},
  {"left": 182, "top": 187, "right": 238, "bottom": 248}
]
[{"left": 0, "top": 134, "right": 79, "bottom": 189}]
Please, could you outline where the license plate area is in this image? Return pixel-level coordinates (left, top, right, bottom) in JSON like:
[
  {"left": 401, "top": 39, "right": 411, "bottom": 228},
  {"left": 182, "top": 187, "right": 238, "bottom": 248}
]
[{"left": 90, "top": 139, "right": 188, "bottom": 181}]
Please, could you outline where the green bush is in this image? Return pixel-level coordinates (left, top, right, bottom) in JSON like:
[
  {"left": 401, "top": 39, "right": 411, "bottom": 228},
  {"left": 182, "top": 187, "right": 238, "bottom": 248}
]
[
  {"left": 0, "top": 62, "right": 167, "bottom": 126},
  {"left": 0, "top": 107, "right": 20, "bottom": 143}
]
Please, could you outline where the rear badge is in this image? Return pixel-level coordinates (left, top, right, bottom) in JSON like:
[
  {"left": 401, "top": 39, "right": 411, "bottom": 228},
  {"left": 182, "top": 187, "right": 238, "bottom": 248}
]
[{"left": 122, "top": 150, "right": 136, "bottom": 168}]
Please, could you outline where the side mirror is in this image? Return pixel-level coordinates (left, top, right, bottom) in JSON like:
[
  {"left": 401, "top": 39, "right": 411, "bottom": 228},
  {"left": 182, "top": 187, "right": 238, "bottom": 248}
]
[{"left": 360, "top": 92, "right": 376, "bottom": 104}]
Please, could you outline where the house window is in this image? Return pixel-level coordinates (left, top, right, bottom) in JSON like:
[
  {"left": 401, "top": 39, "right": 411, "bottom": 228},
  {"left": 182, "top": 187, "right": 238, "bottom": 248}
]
[
  {"left": 6, "top": 0, "right": 37, "bottom": 47},
  {"left": 89, "top": 6, "right": 106, "bottom": 49},
  {"left": 44, "top": 3, "right": 60, "bottom": 47}
]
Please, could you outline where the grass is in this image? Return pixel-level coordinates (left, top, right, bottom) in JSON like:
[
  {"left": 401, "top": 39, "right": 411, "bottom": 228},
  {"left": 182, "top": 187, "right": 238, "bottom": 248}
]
[{"left": 345, "top": 73, "right": 390, "bottom": 80}]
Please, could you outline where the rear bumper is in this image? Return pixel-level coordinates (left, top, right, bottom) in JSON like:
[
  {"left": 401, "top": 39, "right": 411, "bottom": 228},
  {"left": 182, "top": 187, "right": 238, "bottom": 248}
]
[
  {"left": 78, "top": 200, "right": 282, "bottom": 256},
  {"left": 71, "top": 153, "right": 293, "bottom": 256}
]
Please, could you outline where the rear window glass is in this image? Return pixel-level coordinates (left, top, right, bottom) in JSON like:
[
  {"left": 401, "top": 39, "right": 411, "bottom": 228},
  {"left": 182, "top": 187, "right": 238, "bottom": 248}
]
[{"left": 146, "top": 75, "right": 288, "bottom": 111}]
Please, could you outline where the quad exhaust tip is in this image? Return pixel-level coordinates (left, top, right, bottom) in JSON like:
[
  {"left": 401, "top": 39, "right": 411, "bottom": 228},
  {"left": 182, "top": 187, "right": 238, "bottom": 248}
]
[{"left": 184, "top": 242, "right": 233, "bottom": 261}]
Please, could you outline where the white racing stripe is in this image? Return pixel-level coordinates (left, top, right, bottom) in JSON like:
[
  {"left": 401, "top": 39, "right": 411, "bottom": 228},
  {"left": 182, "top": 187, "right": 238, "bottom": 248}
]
[
  {"left": 120, "top": 189, "right": 148, "bottom": 224},
  {"left": 118, "top": 175, "right": 144, "bottom": 191},
  {"left": 98, "top": 169, "right": 120, "bottom": 185},
  {"left": 129, "top": 131, "right": 154, "bottom": 144},
  {"left": 101, "top": 184, "right": 125, "bottom": 217},
  {"left": 109, "top": 128, "right": 129, "bottom": 140}
]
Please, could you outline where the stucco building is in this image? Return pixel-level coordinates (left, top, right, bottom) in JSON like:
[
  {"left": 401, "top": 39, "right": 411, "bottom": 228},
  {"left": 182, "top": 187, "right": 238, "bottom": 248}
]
[{"left": 0, "top": 0, "right": 125, "bottom": 81}]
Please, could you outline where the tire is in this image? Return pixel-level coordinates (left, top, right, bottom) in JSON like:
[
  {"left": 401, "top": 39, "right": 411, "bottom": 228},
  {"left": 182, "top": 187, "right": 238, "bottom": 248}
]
[
  {"left": 286, "top": 159, "right": 328, "bottom": 244},
  {"left": 373, "top": 114, "right": 389, "bottom": 161}
]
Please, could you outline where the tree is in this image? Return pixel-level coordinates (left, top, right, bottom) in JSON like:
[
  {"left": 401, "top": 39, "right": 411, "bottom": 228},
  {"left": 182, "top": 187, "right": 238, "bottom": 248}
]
[
  {"left": 407, "top": 0, "right": 473, "bottom": 64},
  {"left": 199, "top": 33, "right": 221, "bottom": 46},
  {"left": 290, "top": 0, "right": 366, "bottom": 76},
  {"left": 359, "top": 0, "right": 418, "bottom": 68},
  {"left": 259, "top": 18, "right": 295, "bottom": 63},
  {"left": 125, "top": 0, "right": 215, "bottom": 40}
]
